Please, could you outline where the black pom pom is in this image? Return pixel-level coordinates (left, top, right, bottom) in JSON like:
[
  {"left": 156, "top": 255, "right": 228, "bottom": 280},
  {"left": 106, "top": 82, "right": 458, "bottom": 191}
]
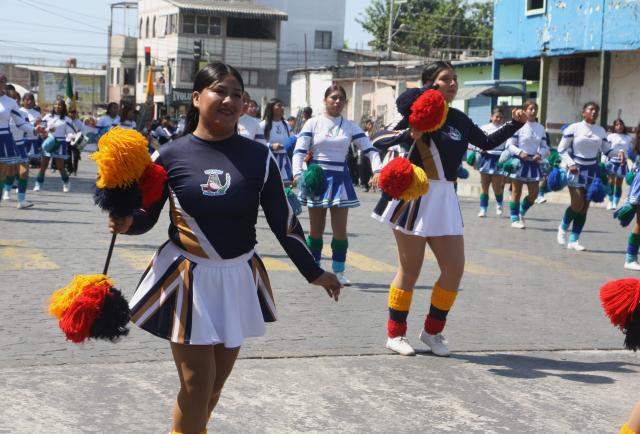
[
  {"left": 94, "top": 185, "right": 142, "bottom": 217},
  {"left": 90, "top": 287, "right": 130, "bottom": 342},
  {"left": 396, "top": 88, "right": 424, "bottom": 118}
]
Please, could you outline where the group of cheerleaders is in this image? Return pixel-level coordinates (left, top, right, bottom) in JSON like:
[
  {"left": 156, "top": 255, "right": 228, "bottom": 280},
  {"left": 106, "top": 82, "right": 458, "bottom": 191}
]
[{"left": 473, "top": 99, "right": 640, "bottom": 270}]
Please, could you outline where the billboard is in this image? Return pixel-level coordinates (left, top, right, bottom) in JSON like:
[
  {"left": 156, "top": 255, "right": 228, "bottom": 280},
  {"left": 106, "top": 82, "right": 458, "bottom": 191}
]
[{"left": 39, "top": 72, "right": 104, "bottom": 113}]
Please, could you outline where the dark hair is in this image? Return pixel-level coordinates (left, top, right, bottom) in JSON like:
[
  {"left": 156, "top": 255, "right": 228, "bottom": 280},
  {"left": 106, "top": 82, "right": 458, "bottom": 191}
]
[
  {"left": 611, "top": 118, "right": 626, "bottom": 133},
  {"left": 107, "top": 102, "right": 119, "bottom": 114},
  {"left": 287, "top": 116, "right": 296, "bottom": 122},
  {"left": 262, "top": 98, "right": 285, "bottom": 141},
  {"left": 523, "top": 100, "right": 538, "bottom": 110},
  {"left": 120, "top": 101, "right": 135, "bottom": 120},
  {"left": 583, "top": 101, "right": 599, "bottom": 112},
  {"left": 491, "top": 107, "right": 504, "bottom": 116},
  {"left": 420, "top": 61, "right": 454, "bottom": 89},
  {"left": 302, "top": 106, "right": 313, "bottom": 119},
  {"left": 184, "top": 62, "right": 244, "bottom": 135},
  {"left": 51, "top": 99, "right": 68, "bottom": 118},
  {"left": 324, "top": 84, "right": 347, "bottom": 100}
]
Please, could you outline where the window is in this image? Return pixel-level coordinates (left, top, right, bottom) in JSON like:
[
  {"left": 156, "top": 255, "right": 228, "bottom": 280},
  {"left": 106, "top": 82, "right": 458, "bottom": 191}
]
[
  {"left": 139, "top": 19, "right": 143, "bottom": 38},
  {"left": 124, "top": 68, "right": 135, "bottom": 86},
  {"left": 116, "top": 67, "right": 120, "bottom": 85},
  {"left": 227, "top": 18, "right": 276, "bottom": 39},
  {"left": 315, "top": 31, "right": 332, "bottom": 49},
  {"left": 137, "top": 62, "right": 141, "bottom": 83},
  {"left": 558, "top": 57, "right": 585, "bottom": 86},
  {"left": 182, "top": 15, "right": 195, "bottom": 34},
  {"left": 196, "top": 16, "right": 209, "bottom": 34},
  {"left": 145, "top": 17, "right": 149, "bottom": 38},
  {"left": 240, "top": 70, "right": 259, "bottom": 86},
  {"left": 180, "top": 58, "right": 195, "bottom": 82},
  {"left": 209, "top": 17, "right": 221, "bottom": 36},
  {"left": 525, "top": 0, "right": 546, "bottom": 16},
  {"left": 169, "top": 14, "right": 177, "bottom": 34},
  {"left": 110, "top": 67, "right": 115, "bottom": 85},
  {"left": 152, "top": 16, "right": 156, "bottom": 37}
]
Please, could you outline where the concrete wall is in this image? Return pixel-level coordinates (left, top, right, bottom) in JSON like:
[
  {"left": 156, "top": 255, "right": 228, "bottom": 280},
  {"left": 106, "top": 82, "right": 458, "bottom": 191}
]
[{"left": 290, "top": 70, "right": 334, "bottom": 117}]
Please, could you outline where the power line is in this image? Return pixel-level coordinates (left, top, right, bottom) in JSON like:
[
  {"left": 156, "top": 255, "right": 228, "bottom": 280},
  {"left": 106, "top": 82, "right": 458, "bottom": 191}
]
[
  {"left": 15, "top": 0, "right": 107, "bottom": 33},
  {"left": 5, "top": 19, "right": 108, "bottom": 35}
]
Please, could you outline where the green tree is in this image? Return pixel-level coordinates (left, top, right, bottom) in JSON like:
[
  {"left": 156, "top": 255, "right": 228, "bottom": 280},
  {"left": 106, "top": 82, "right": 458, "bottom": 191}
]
[{"left": 356, "top": 0, "right": 493, "bottom": 57}]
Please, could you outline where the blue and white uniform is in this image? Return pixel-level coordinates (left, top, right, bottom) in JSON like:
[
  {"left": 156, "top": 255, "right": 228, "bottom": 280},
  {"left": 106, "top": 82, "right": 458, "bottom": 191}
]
[
  {"left": 260, "top": 119, "right": 292, "bottom": 182},
  {"left": 292, "top": 114, "right": 381, "bottom": 208},
  {"left": 0, "top": 95, "right": 32, "bottom": 164},
  {"left": 506, "top": 121, "right": 549, "bottom": 182},
  {"left": 606, "top": 132, "right": 633, "bottom": 179},
  {"left": 558, "top": 120, "right": 611, "bottom": 189},
  {"left": 19, "top": 107, "right": 42, "bottom": 158},
  {"left": 43, "top": 114, "right": 76, "bottom": 160},
  {"left": 238, "top": 114, "right": 266, "bottom": 144},
  {"left": 477, "top": 122, "right": 507, "bottom": 175},
  {"left": 120, "top": 119, "right": 137, "bottom": 130},
  {"left": 96, "top": 114, "right": 120, "bottom": 137},
  {"left": 127, "top": 133, "right": 322, "bottom": 347},
  {"left": 9, "top": 114, "right": 28, "bottom": 164}
]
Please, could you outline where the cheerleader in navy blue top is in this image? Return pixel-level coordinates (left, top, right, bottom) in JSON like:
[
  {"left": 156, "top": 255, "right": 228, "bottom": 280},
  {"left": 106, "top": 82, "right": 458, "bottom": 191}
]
[
  {"left": 605, "top": 118, "right": 633, "bottom": 210},
  {"left": 35, "top": 99, "right": 76, "bottom": 192},
  {"left": 620, "top": 129, "right": 640, "bottom": 271},
  {"left": 292, "top": 84, "right": 382, "bottom": 286},
  {"left": 557, "top": 102, "right": 612, "bottom": 251},
  {"left": 260, "top": 98, "right": 294, "bottom": 185},
  {"left": 505, "top": 100, "right": 549, "bottom": 229},
  {"left": 108, "top": 63, "right": 341, "bottom": 433},
  {"left": 370, "top": 62, "right": 527, "bottom": 357},
  {"left": 476, "top": 107, "right": 507, "bottom": 217}
]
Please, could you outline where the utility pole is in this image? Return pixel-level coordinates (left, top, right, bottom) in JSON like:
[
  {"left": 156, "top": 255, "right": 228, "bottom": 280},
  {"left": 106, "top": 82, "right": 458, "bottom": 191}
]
[
  {"left": 304, "top": 33, "right": 310, "bottom": 106},
  {"left": 386, "top": 0, "right": 394, "bottom": 60}
]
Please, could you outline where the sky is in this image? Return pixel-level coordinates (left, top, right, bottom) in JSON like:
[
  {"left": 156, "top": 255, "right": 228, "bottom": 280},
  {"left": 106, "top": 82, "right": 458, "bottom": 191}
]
[{"left": 0, "top": 0, "right": 374, "bottom": 68}]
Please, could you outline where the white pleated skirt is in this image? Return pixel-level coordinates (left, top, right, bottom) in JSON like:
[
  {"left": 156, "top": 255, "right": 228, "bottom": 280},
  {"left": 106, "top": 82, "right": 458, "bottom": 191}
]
[
  {"left": 129, "top": 241, "right": 276, "bottom": 348},
  {"left": 372, "top": 180, "right": 464, "bottom": 237}
]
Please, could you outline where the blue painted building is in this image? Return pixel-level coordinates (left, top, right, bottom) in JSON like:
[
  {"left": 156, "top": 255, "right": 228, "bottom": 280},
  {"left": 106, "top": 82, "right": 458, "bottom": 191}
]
[{"left": 492, "top": 0, "right": 640, "bottom": 131}]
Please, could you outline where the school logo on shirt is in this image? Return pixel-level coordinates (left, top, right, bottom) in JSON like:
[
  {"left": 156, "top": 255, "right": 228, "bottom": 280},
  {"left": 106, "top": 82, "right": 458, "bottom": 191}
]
[
  {"left": 445, "top": 126, "right": 462, "bottom": 141},
  {"left": 200, "top": 169, "right": 231, "bottom": 196}
]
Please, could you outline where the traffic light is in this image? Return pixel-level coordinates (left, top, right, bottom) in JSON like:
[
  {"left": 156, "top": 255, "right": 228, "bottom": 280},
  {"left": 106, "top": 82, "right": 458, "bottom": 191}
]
[
  {"left": 144, "top": 46, "right": 151, "bottom": 66},
  {"left": 193, "top": 40, "right": 202, "bottom": 60}
]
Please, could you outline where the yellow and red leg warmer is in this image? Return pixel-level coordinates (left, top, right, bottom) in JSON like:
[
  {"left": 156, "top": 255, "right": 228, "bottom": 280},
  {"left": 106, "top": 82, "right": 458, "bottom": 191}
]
[
  {"left": 387, "top": 286, "right": 413, "bottom": 337},
  {"left": 424, "top": 283, "right": 458, "bottom": 335}
]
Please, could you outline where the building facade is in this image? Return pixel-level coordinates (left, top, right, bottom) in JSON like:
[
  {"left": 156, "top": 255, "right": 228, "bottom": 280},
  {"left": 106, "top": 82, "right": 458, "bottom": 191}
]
[
  {"left": 136, "top": 0, "right": 287, "bottom": 114},
  {"left": 493, "top": 0, "right": 640, "bottom": 132},
  {"left": 108, "top": 34, "right": 138, "bottom": 104}
]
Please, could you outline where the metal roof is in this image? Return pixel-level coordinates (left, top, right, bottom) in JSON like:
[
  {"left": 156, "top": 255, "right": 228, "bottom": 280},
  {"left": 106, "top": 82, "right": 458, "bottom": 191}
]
[{"left": 167, "top": 0, "right": 288, "bottom": 20}]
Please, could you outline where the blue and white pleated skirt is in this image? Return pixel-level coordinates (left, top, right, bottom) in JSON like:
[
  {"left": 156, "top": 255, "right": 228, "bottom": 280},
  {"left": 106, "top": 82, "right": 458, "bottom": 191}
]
[
  {"left": 25, "top": 138, "right": 42, "bottom": 158},
  {"left": 478, "top": 153, "right": 503, "bottom": 175},
  {"left": 605, "top": 157, "right": 628, "bottom": 179},
  {"left": 566, "top": 162, "right": 598, "bottom": 189},
  {"left": 628, "top": 169, "right": 640, "bottom": 206},
  {"left": 0, "top": 132, "right": 17, "bottom": 164},
  {"left": 298, "top": 160, "right": 359, "bottom": 208},
  {"left": 43, "top": 138, "right": 70, "bottom": 160},
  {"left": 129, "top": 241, "right": 275, "bottom": 347},
  {"left": 509, "top": 158, "right": 541, "bottom": 182},
  {"left": 14, "top": 140, "right": 28, "bottom": 164},
  {"left": 273, "top": 151, "right": 292, "bottom": 183}
]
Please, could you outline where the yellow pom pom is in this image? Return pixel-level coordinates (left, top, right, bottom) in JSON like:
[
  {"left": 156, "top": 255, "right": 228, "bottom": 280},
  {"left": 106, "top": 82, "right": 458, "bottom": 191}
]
[
  {"left": 399, "top": 165, "right": 429, "bottom": 201},
  {"left": 91, "top": 127, "right": 151, "bottom": 189},
  {"left": 48, "top": 274, "right": 113, "bottom": 319}
]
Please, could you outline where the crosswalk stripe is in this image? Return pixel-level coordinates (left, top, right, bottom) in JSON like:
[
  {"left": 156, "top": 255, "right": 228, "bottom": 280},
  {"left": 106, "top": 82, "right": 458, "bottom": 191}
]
[
  {"left": 260, "top": 257, "right": 296, "bottom": 271},
  {"left": 0, "top": 240, "right": 59, "bottom": 271},
  {"left": 321, "top": 246, "right": 397, "bottom": 272},
  {"left": 484, "top": 248, "right": 606, "bottom": 280}
]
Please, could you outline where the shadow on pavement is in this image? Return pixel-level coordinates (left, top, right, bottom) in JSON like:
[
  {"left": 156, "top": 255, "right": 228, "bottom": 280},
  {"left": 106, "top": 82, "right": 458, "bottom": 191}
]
[{"left": 452, "top": 352, "right": 640, "bottom": 384}]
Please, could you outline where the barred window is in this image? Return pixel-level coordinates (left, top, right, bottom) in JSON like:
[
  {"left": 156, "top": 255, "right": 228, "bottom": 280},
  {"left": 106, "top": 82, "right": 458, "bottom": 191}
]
[
  {"left": 558, "top": 57, "right": 585, "bottom": 87},
  {"left": 525, "top": 0, "right": 545, "bottom": 15},
  {"left": 315, "top": 31, "right": 332, "bottom": 49}
]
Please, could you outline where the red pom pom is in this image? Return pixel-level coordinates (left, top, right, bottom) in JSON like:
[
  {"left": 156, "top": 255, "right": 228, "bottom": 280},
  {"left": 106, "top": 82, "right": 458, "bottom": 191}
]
[
  {"left": 139, "top": 162, "right": 168, "bottom": 209},
  {"left": 408, "top": 89, "right": 448, "bottom": 132},
  {"left": 599, "top": 278, "right": 640, "bottom": 328},
  {"left": 59, "top": 283, "right": 110, "bottom": 343},
  {"left": 379, "top": 157, "right": 413, "bottom": 199}
]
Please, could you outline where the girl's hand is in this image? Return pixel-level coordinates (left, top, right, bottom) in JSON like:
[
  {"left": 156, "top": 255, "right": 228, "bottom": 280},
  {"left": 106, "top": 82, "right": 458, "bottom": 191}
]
[
  {"left": 410, "top": 127, "right": 425, "bottom": 141},
  {"left": 519, "top": 151, "right": 528, "bottom": 159},
  {"left": 533, "top": 154, "right": 542, "bottom": 161},
  {"left": 511, "top": 108, "right": 527, "bottom": 123},
  {"left": 108, "top": 215, "right": 133, "bottom": 234},
  {"left": 311, "top": 271, "right": 342, "bottom": 301},
  {"left": 569, "top": 165, "right": 579, "bottom": 174},
  {"left": 369, "top": 173, "right": 380, "bottom": 191},
  {"left": 618, "top": 150, "right": 625, "bottom": 161},
  {"left": 292, "top": 175, "right": 299, "bottom": 187},
  {"left": 271, "top": 142, "right": 284, "bottom": 151}
]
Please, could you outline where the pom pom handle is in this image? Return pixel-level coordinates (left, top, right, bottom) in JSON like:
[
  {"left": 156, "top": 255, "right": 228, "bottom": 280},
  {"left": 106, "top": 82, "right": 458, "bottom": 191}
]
[{"left": 103, "top": 233, "right": 117, "bottom": 275}]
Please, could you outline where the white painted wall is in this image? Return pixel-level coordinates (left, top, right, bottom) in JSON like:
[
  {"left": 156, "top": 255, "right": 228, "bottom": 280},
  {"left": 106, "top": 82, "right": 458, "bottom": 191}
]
[
  {"left": 608, "top": 51, "right": 640, "bottom": 126},
  {"left": 290, "top": 70, "right": 334, "bottom": 116}
]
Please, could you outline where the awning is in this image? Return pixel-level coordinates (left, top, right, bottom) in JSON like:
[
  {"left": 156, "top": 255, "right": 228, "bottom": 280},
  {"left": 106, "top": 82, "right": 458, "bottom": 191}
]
[{"left": 455, "top": 85, "right": 526, "bottom": 101}]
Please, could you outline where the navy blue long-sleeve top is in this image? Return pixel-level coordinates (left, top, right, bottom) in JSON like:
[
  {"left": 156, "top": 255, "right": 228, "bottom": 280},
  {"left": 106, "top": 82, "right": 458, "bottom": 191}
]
[{"left": 127, "top": 133, "right": 323, "bottom": 282}]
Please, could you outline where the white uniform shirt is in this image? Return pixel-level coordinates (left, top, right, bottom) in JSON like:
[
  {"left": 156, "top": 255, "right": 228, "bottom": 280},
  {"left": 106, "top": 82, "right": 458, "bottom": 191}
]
[
  {"left": 607, "top": 133, "right": 632, "bottom": 162},
  {"left": 292, "top": 114, "right": 381, "bottom": 177},
  {"left": 507, "top": 121, "right": 549, "bottom": 157},
  {"left": 260, "top": 119, "right": 290, "bottom": 154},
  {"left": 19, "top": 107, "right": 41, "bottom": 140},
  {"left": 120, "top": 120, "right": 137, "bottom": 130},
  {"left": 96, "top": 115, "right": 120, "bottom": 132},
  {"left": 44, "top": 114, "right": 76, "bottom": 140},
  {"left": 478, "top": 122, "right": 507, "bottom": 155},
  {"left": 558, "top": 121, "right": 611, "bottom": 167},
  {"left": 238, "top": 114, "right": 266, "bottom": 144},
  {"left": 0, "top": 95, "right": 31, "bottom": 136}
]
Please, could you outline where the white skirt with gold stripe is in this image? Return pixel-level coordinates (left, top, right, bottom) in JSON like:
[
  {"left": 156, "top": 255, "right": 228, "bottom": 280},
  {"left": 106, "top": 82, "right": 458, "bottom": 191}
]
[{"left": 129, "top": 241, "right": 276, "bottom": 347}]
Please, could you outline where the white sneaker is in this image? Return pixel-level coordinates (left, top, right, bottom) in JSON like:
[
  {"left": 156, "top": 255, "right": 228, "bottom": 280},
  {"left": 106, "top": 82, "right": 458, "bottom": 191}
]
[
  {"left": 477, "top": 208, "right": 487, "bottom": 218},
  {"left": 2, "top": 190, "right": 9, "bottom": 201},
  {"left": 557, "top": 226, "right": 567, "bottom": 245},
  {"left": 33, "top": 182, "right": 41, "bottom": 192},
  {"left": 62, "top": 182, "right": 70, "bottom": 193},
  {"left": 624, "top": 261, "right": 640, "bottom": 271},
  {"left": 534, "top": 196, "right": 547, "bottom": 204},
  {"left": 385, "top": 336, "right": 415, "bottom": 356},
  {"left": 606, "top": 202, "right": 614, "bottom": 210},
  {"left": 567, "top": 241, "right": 586, "bottom": 251},
  {"left": 511, "top": 219, "right": 525, "bottom": 229},
  {"left": 336, "top": 272, "right": 351, "bottom": 286},
  {"left": 17, "top": 200, "right": 34, "bottom": 209},
  {"left": 496, "top": 206, "right": 503, "bottom": 216},
  {"left": 419, "top": 330, "right": 450, "bottom": 357}
]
